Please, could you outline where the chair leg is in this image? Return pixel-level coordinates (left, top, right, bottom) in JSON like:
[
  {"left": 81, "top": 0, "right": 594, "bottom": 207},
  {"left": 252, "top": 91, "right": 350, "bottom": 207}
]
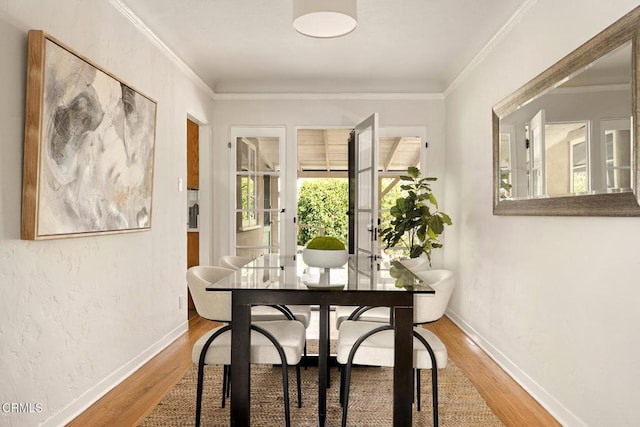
[
  {"left": 326, "top": 332, "right": 332, "bottom": 389},
  {"left": 280, "top": 363, "right": 291, "bottom": 427},
  {"left": 341, "top": 363, "right": 353, "bottom": 427},
  {"left": 412, "top": 329, "right": 440, "bottom": 426},
  {"left": 417, "top": 368, "right": 421, "bottom": 412},
  {"left": 251, "top": 324, "right": 293, "bottom": 427},
  {"left": 431, "top": 367, "right": 439, "bottom": 426},
  {"left": 303, "top": 342, "right": 308, "bottom": 369},
  {"left": 194, "top": 325, "right": 231, "bottom": 427},
  {"left": 296, "top": 364, "right": 302, "bottom": 408},
  {"left": 339, "top": 366, "right": 344, "bottom": 406},
  {"left": 340, "top": 325, "right": 393, "bottom": 427},
  {"left": 195, "top": 363, "right": 205, "bottom": 427},
  {"left": 222, "top": 365, "right": 228, "bottom": 408}
]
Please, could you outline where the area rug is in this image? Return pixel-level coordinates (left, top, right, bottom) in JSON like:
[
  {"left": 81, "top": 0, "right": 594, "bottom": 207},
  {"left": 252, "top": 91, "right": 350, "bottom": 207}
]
[{"left": 140, "top": 358, "right": 503, "bottom": 426}]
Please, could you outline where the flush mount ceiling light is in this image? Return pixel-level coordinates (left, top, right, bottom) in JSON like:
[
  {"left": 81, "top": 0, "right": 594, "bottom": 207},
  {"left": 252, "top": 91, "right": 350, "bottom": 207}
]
[{"left": 293, "top": 0, "right": 357, "bottom": 38}]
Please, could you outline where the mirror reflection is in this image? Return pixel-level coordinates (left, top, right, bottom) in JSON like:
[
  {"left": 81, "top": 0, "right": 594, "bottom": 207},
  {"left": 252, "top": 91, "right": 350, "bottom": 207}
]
[{"left": 498, "top": 41, "right": 632, "bottom": 200}]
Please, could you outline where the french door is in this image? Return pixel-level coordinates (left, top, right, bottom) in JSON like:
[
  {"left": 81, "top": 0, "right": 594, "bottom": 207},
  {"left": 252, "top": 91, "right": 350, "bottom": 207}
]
[
  {"left": 350, "top": 114, "right": 379, "bottom": 272},
  {"left": 230, "top": 127, "right": 285, "bottom": 263},
  {"left": 229, "top": 120, "right": 424, "bottom": 268},
  {"left": 528, "top": 109, "right": 546, "bottom": 197}
]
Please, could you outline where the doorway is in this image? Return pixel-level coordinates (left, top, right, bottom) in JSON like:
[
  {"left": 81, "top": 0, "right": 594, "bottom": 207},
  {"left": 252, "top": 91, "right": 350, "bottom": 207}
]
[
  {"left": 226, "top": 124, "right": 427, "bottom": 263},
  {"left": 186, "top": 118, "right": 200, "bottom": 310},
  {"left": 295, "top": 124, "right": 426, "bottom": 264},
  {"left": 296, "top": 128, "right": 351, "bottom": 249}
]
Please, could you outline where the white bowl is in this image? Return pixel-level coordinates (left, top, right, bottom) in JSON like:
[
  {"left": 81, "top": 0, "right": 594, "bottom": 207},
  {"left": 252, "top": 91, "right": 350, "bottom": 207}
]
[{"left": 302, "top": 248, "right": 348, "bottom": 268}]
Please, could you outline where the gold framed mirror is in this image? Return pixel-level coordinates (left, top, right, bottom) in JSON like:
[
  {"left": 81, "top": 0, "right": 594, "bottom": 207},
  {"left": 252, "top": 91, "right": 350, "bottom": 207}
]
[{"left": 492, "top": 6, "right": 640, "bottom": 216}]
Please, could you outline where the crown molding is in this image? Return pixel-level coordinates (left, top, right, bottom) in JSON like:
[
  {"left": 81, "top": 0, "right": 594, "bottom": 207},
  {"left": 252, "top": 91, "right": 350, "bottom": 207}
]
[
  {"left": 108, "top": 0, "right": 215, "bottom": 100},
  {"left": 443, "top": 0, "right": 538, "bottom": 97}
]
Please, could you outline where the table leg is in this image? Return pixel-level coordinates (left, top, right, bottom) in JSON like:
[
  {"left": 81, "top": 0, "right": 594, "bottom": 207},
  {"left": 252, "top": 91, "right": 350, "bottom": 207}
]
[
  {"left": 393, "top": 306, "right": 413, "bottom": 426},
  {"left": 231, "top": 301, "right": 251, "bottom": 426},
  {"left": 318, "top": 303, "right": 329, "bottom": 427}
]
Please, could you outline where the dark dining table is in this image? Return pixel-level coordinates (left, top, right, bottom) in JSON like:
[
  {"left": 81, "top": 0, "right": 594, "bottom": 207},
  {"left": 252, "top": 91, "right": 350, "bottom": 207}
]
[{"left": 205, "top": 255, "right": 434, "bottom": 426}]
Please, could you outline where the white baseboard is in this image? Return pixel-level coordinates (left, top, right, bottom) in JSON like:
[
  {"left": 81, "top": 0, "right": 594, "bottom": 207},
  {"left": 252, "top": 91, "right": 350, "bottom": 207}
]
[
  {"left": 444, "top": 308, "right": 584, "bottom": 427},
  {"left": 42, "top": 320, "right": 189, "bottom": 427}
]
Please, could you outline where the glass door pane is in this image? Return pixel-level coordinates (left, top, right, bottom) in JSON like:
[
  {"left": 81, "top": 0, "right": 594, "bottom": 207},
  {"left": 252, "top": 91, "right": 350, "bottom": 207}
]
[
  {"left": 602, "top": 118, "right": 632, "bottom": 192},
  {"left": 233, "top": 133, "right": 282, "bottom": 261},
  {"left": 353, "top": 114, "right": 379, "bottom": 273},
  {"left": 378, "top": 132, "right": 423, "bottom": 264},
  {"left": 528, "top": 109, "right": 546, "bottom": 197}
]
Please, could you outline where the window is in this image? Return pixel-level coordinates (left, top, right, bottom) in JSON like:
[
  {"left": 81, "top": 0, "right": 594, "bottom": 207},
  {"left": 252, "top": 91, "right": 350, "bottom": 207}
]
[
  {"left": 231, "top": 128, "right": 283, "bottom": 260},
  {"left": 570, "top": 139, "right": 588, "bottom": 193},
  {"left": 602, "top": 119, "right": 631, "bottom": 191},
  {"left": 545, "top": 121, "right": 588, "bottom": 196},
  {"left": 377, "top": 134, "right": 423, "bottom": 262},
  {"left": 237, "top": 139, "right": 258, "bottom": 229},
  {"left": 499, "top": 132, "right": 513, "bottom": 199}
]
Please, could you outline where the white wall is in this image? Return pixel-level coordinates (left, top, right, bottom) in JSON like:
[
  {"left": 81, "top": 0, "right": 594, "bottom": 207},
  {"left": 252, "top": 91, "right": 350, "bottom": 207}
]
[
  {"left": 212, "top": 96, "right": 446, "bottom": 264},
  {"left": 444, "top": 1, "right": 640, "bottom": 425},
  {"left": 0, "top": 1, "right": 215, "bottom": 426}
]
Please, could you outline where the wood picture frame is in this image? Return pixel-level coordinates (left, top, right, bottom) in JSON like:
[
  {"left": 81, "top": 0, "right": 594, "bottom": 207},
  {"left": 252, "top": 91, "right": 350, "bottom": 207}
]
[{"left": 22, "top": 30, "right": 157, "bottom": 240}]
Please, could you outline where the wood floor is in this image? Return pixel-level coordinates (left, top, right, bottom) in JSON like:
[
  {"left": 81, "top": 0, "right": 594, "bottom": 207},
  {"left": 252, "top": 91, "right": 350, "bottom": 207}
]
[
  {"left": 423, "top": 319, "right": 559, "bottom": 427},
  {"left": 67, "top": 311, "right": 560, "bottom": 426}
]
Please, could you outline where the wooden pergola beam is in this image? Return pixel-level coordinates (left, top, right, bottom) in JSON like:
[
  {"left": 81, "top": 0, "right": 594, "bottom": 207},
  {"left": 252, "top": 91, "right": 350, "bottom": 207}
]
[
  {"left": 381, "top": 176, "right": 401, "bottom": 199},
  {"left": 298, "top": 170, "right": 348, "bottom": 178},
  {"left": 383, "top": 137, "right": 403, "bottom": 171},
  {"left": 323, "top": 129, "right": 331, "bottom": 171}
]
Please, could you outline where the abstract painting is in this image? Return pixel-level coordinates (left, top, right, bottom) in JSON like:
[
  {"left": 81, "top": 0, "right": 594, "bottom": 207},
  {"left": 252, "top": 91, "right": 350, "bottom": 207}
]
[{"left": 22, "top": 30, "right": 157, "bottom": 240}]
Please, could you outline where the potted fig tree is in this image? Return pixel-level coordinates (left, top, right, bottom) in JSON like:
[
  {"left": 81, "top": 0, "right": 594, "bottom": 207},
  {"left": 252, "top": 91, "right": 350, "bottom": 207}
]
[{"left": 380, "top": 166, "right": 452, "bottom": 280}]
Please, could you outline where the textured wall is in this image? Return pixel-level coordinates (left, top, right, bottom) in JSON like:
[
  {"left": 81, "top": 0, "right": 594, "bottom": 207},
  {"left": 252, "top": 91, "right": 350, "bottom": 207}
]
[
  {"left": 0, "top": 1, "right": 215, "bottom": 426},
  {"left": 444, "top": 0, "right": 640, "bottom": 425}
]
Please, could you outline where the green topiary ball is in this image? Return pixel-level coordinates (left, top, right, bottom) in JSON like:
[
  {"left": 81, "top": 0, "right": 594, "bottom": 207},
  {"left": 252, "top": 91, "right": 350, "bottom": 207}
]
[{"left": 306, "top": 236, "right": 346, "bottom": 250}]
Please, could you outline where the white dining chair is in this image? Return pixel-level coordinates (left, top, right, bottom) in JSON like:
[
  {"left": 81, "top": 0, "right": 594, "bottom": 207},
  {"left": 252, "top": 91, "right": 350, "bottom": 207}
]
[
  {"left": 218, "top": 255, "right": 312, "bottom": 327},
  {"left": 336, "top": 269, "right": 455, "bottom": 427},
  {"left": 334, "top": 256, "right": 433, "bottom": 329},
  {"left": 218, "top": 255, "right": 254, "bottom": 270},
  {"left": 187, "top": 265, "right": 306, "bottom": 427},
  {"left": 334, "top": 305, "right": 390, "bottom": 329}
]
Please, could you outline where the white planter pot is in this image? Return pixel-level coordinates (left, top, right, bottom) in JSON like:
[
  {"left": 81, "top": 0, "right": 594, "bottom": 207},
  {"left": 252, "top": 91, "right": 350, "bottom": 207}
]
[{"left": 302, "top": 248, "right": 348, "bottom": 268}]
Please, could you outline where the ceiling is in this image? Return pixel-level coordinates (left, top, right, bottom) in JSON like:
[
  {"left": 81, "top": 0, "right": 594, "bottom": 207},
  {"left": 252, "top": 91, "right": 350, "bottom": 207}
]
[{"left": 116, "top": 0, "right": 528, "bottom": 94}]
